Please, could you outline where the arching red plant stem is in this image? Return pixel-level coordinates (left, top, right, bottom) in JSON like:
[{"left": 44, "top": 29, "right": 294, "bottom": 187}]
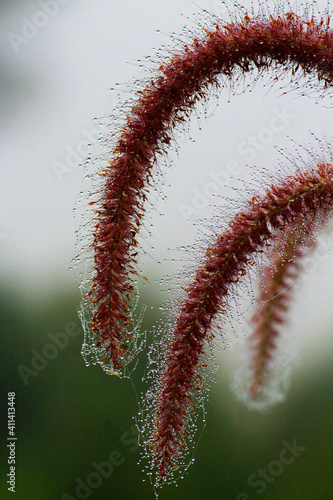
[
  {"left": 249, "top": 223, "right": 315, "bottom": 398},
  {"left": 90, "top": 12, "right": 333, "bottom": 372},
  {"left": 151, "top": 163, "right": 333, "bottom": 481}
]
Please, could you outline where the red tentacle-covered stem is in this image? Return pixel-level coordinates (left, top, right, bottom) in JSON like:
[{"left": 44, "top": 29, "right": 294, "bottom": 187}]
[
  {"left": 151, "top": 163, "right": 333, "bottom": 481},
  {"left": 90, "top": 12, "right": 333, "bottom": 371},
  {"left": 248, "top": 224, "right": 314, "bottom": 399}
]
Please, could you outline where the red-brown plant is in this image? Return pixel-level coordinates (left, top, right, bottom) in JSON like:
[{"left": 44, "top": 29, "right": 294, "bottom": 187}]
[
  {"left": 81, "top": 7, "right": 333, "bottom": 490},
  {"left": 145, "top": 162, "right": 333, "bottom": 485},
  {"left": 248, "top": 221, "right": 315, "bottom": 399}
]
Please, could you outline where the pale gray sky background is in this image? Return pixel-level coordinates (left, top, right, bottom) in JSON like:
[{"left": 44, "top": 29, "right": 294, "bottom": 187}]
[{"left": 1, "top": 0, "right": 333, "bottom": 364}]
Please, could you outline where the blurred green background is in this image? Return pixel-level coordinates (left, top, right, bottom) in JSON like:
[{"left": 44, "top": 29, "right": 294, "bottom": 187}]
[{"left": 1, "top": 271, "right": 332, "bottom": 500}]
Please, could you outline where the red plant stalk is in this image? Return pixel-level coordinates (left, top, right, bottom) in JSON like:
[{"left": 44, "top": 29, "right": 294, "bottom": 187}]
[
  {"left": 150, "top": 163, "right": 333, "bottom": 484},
  {"left": 87, "top": 12, "right": 333, "bottom": 373},
  {"left": 248, "top": 222, "right": 316, "bottom": 399}
]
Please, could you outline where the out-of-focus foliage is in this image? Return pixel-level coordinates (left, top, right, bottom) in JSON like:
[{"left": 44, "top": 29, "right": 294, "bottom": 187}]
[{"left": 0, "top": 274, "right": 332, "bottom": 499}]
